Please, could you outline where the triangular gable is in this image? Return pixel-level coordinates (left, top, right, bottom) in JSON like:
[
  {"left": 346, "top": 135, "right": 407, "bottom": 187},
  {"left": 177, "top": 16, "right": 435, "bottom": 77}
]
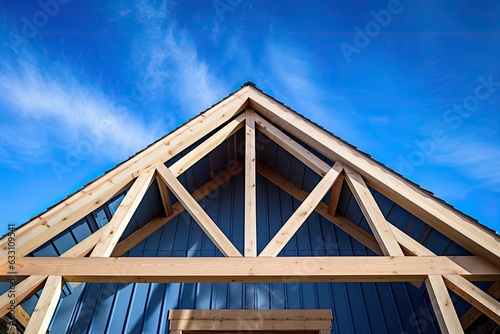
[{"left": 1, "top": 82, "right": 499, "bottom": 333}]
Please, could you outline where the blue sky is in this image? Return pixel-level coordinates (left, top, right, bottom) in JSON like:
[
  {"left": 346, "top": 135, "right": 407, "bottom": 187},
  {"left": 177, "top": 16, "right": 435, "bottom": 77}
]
[{"left": 0, "top": 0, "right": 498, "bottom": 235}]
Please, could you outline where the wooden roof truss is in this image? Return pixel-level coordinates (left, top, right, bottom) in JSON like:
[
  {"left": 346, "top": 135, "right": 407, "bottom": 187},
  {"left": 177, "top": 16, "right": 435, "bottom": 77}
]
[{"left": 0, "top": 84, "right": 499, "bottom": 334}]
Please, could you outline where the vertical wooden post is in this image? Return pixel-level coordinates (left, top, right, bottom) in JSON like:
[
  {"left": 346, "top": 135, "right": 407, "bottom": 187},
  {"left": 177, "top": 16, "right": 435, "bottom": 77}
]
[{"left": 245, "top": 108, "right": 257, "bottom": 257}]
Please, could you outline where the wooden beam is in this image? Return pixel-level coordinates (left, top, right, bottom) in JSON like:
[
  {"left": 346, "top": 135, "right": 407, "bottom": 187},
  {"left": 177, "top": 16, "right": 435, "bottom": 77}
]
[
  {"left": 5, "top": 256, "right": 499, "bottom": 283},
  {"left": 260, "top": 164, "right": 343, "bottom": 257},
  {"left": 327, "top": 175, "right": 343, "bottom": 216},
  {"left": 156, "top": 175, "right": 173, "bottom": 216},
  {"left": 15, "top": 305, "right": 30, "bottom": 329},
  {"left": 91, "top": 167, "right": 156, "bottom": 257},
  {"left": 168, "top": 309, "right": 333, "bottom": 321},
  {"left": 24, "top": 276, "right": 62, "bottom": 334},
  {"left": 0, "top": 178, "right": 133, "bottom": 262},
  {"left": 257, "top": 163, "right": 382, "bottom": 255},
  {"left": 461, "top": 281, "right": 500, "bottom": 329},
  {"left": 0, "top": 86, "right": 250, "bottom": 263},
  {"left": 168, "top": 309, "right": 333, "bottom": 332},
  {"left": 156, "top": 163, "right": 241, "bottom": 257},
  {"left": 245, "top": 109, "right": 257, "bottom": 257},
  {"left": 112, "top": 162, "right": 242, "bottom": 256},
  {"left": 169, "top": 113, "right": 245, "bottom": 177},
  {"left": 247, "top": 87, "right": 500, "bottom": 265},
  {"left": 0, "top": 226, "right": 102, "bottom": 318},
  {"left": 344, "top": 166, "right": 404, "bottom": 256},
  {"left": 425, "top": 275, "right": 464, "bottom": 334},
  {"left": 255, "top": 113, "right": 330, "bottom": 176},
  {"left": 0, "top": 163, "right": 244, "bottom": 319},
  {"left": 444, "top": 275, "right": 500, "bottom": 325}
]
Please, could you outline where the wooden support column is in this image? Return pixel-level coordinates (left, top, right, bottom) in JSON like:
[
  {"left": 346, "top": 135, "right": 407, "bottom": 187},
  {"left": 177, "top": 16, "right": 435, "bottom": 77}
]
[
  {"left": 260, "top": 164, "right": 343, "bottom": 257},
  {"left": 425, "top": 275, "right": 464, "bottom": 334},
  {"left": 91, "top": 167, "right": 156, "bottom": 257},
  {"left": 245, "top": 109, "right": 257, "bottom": 257},
  {"left": 24, "top": 276, "right": 62, "bottom": 334},
  {"left": 156, "top": 163, "right": 241, "bottom": 257},
  {"left": 344, "top": 166, "right": 404, "bottom": 256}
]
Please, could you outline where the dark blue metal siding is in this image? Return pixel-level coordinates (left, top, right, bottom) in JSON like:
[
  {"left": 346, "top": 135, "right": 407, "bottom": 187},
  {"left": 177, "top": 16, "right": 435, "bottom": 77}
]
[
  {"left": 48, "top": 171, "right": 444, "bottom": 334},
  {"left": 12, "top": 124, "right": 492, "bottom": 333}
]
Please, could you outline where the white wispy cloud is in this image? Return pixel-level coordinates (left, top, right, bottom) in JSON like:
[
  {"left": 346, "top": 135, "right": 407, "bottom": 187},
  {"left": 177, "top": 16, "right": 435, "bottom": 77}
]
[
  {"left": 132, "top": 0, "right": 226, "bottom": 115},
  {"left": 264, "top": 39, "right": 360, "bottom": 143},
  {"left": 0, "top": 57, "right": 157, "bottom": 166},
  {"left": 429, "top": 137, "right": 500, "bottom": 191}
]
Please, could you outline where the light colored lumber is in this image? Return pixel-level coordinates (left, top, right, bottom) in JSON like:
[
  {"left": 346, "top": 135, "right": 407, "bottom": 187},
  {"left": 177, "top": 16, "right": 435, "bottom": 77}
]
[
  {"left": 169, "top": 319, "right": 331, "bottom": 331},
  {"left": 91, "top": 167, "right": 156, "bottom": 257},
  {"left": 260, "top": 164, "right": 343, "bottom": 257},
  {"left": 15, "top": 305, "right": 30, "bottom": 329},
  {"left": 327, "top": 175, "right": 343, "bottom": 216},
  {"left": 169, "top": 309, "right": 333, "bottom": 331},
  {"left": 257, "top": 163, "right": 383, "bottom": 255},
  {"left": 156, "top": 163, "right": 241, "bottom": 257},
  {"left": 247, "top": 87, "right": 500, "bottom": 266},
  {"left": 168, "top": 309, "right": 333, "bottom": 321},
  {"left": 0, "top": 226, "right": 102, "bottom": 318},
  {"left": 24, "top": 276, "right": 62, "bottom": 334},
  {"left": 245, "top": 109, "right": 257, "bottom": 257},
  {"left": 425, "top": 275, "right": 464, "bottom": 334},
  {"left": 1, "top": 163, "right": 241, "bottom": 314},
  {"left": 0, "top": 86, "right": 250, "bottom": 263},
  {"left": 0, "top": 163, "right": 244, "bottom": 318},
  {"left": 444, "top": 275, "right": 500, "bottom": 325},
  {"left": 156, "top": 175, "right": 173, "bottom": 216},
  {"left": 344, "top": 166, "right": 404, "bottom": 256},
  {"left": 0, "top": 179, "right": 132, "bottom": 261},
  {"left": 460, "top": 281, "right": 500, "bottom": 329},
  {"left": 169, "top": 113, "right": 245, "bottom": 177},
  {"left": 112, "top": 162, "right": 242, "bottom": 256},
  {"left": 6, "top": 256, "right": 499, "bottom": 283},
  {"left": 255, "top": 113, "right": 330, "bottom": 176}
]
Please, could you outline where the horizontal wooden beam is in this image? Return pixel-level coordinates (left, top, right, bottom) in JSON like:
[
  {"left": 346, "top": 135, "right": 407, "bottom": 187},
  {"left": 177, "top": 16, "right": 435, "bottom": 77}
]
[
  {"left": 4, "top": 256, "right": 499, "bottom": 283},
  {"left": 169, "top": 309, "right": 333, "bottom": 332},
  {"left": 168, "top": 309, "right": 333, "bottom": 321}
]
